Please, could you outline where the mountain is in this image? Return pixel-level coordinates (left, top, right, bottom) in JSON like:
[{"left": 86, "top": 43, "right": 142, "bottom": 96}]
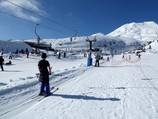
[
  {"left": 49, "top": 21, "right": 158, "bottom": 52},
  {"left": 0, "top": 40, "right": 31, "bottom": 53},
  {"left": 2, "top": 21, "right": 158, "bottom": 53},
  {"left": 106, "top": 21, "right": 158, "bottom": 43}
]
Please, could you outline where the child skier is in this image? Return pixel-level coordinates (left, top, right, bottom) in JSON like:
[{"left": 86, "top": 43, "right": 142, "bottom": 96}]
[{"left": 38, "top": 53, "right": 52, "bottom": 96}]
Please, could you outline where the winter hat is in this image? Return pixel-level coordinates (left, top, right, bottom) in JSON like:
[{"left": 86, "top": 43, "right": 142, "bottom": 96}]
[{"left": 41, "top": 53, "right": 47, "bottom": 59}]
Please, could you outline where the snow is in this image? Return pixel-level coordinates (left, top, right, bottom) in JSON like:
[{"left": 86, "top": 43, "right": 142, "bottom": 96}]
[
  {"left": 145, "top": 40, "right": 158, "bottom": 53},
  {"left": 18, "top": 21, "right": 157, "bottom": 53},
  {"left": 107, "top": 21, "right": 158, "bottom": 43},
  {"left": 0, "top": 50, "right": 158, "bottom": 119},
  {"left": 1, "top": 21, "right": 158, "bottom": 119},
  {"left": 0, "top": 54, "right": 85, "bottom": 91},
  {"left": 29, "top": 21, "right": 158, "bottom": 53}
]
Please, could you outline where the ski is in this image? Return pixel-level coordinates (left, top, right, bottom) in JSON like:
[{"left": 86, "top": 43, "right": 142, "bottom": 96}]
[{"left": 51, "top": 87, "right": 59, "bottom": 94}]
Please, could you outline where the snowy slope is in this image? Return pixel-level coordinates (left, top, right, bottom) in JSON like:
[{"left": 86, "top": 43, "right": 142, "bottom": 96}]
[
  {"left": 107, "top": 21, "right": 158, "bottom": 43},
  {"left": 145, "top": 40, "right": 158, "bottom": 53},
  {"left": 0, "top": 35, "right": 158, "bottom": 119},
  {"left": 0, "top": 54, "right": 85, "bottom": 91},
  {"left": 0, "top": 21, "right": 158, "bottom": 119},
  {"left": 2, "top": 52, "right": 157, "bottom": 119},
  {"left": 0, "top": 53, "right": 87, "bottom": 119},
  {"left": 150, "top": 40, "right": 158, "bottom": 51}
]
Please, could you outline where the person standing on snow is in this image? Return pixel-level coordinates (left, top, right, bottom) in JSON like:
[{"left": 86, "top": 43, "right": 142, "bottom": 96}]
[
  {"left": 138, "top": 53, "right": 141, "bottom": 59},
  {"left": 38, "top": 53, "right": 52, "bottom": 96},
  {"left": 107, "top": 56, "right": 110, "bottom": 62},
  {"left": 0, "top": 56, "right": 4, "bottom": 71},
  {"left": 25, "top": 48, "right": 29, "bottom": 58},
  {"left": 57, "top": 51, "right": 61, "bottom": 59},
  {"left": 95, "top": 51, "right": 101, "bottom": 67},
  {"left": 63, "top": 51, "right": 66, "bottom": 58}
]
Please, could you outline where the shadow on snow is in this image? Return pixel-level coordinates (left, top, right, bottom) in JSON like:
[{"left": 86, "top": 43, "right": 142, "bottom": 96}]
[
  {"left": 1, "top": 70, "right": 22, "bottom": 72},
  {"left": 51, "top": 94, "right": 120, "bottom": 101}
]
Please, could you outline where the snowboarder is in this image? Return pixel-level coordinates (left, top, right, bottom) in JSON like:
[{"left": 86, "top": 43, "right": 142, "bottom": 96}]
[
  {"left": 38, "top": 53, "right": 52, "bottom": 96},
  {"left": 0, "top": 56, "right": 4, "bottom": 71},
  {"left": 95, "top": 51, "right": 100, "bottom": 67}
]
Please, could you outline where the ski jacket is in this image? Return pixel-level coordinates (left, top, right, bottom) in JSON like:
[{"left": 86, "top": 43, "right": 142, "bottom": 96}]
[
  {"left": 0, "top": 57, "right": 4, "bottom": 65},
  {"left": 38, "top": 59, "right": 50, "bottom": 75}
]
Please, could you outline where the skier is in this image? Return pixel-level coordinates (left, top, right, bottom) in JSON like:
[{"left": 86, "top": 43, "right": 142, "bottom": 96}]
[
  {"left": 95, "top": 51, "right": 100, "bottom": 67},
  {"left": 57, "top": 51, "right": 61, "bottom": 59},
  {"left": 122, "top": 54, "right": 125, "bottom": 59},
  {"left": 107, "top": 56, "right": 110, "bottom": 62},
  {"left": 38, "top": 53, "right": 52, "bottom": 96},
  {"left": 63, "top": 51, "right": 66, "bottom": 58},
  {"left": 138, "top": 53, "right": 141, "bottom": 59},
  {"left": 15, "top": 49, "right": 19, "bottom": 54},
  {"left": 0, "top": 56, "right": 4, "bottom": 71},
  {"left": 25, "top": 48, "right": 29, "bottom": 58},
  {"left": 20, "top": 49, "right": 24, "bottom": 54}
]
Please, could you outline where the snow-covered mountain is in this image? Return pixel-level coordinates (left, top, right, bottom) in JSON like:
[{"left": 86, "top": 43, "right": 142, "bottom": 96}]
[
  {"left": 39, "top": 21, "right": 158, "bottom": 52},
  {"left": 1, "top": 21, "right": 158, "bottom": 53},
  {"left": 0, "top": 40, "right": 32, "bottom": 53},
  {"left": 107, "top": 21, "right": 158, "bottom": 43}
]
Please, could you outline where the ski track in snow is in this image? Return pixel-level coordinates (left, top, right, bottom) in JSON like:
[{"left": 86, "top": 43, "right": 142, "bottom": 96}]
[
  {"left": 1, "top": 53, "right": 158, "bottom": 119},
  {"left": 0, "top": 67, "right": 87, "bottom": 119},
  {"left": 38, "top": 54, "right": 158, "bottom": 119}
]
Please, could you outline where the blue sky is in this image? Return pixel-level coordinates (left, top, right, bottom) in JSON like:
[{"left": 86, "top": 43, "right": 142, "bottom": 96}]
[{"left": 0, "top": 0, "right": 158, "bottom": 40}]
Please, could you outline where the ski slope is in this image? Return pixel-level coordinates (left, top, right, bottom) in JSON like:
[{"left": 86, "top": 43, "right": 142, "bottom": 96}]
[
  {"left": 0, "top": 51, "right": 158, "bottom": 119},
  {"left": 0, "top": 21, "right": 158, "bottom": 119},
  {"left": 107, "top": 21, "right": 158, "bottom": 43}
]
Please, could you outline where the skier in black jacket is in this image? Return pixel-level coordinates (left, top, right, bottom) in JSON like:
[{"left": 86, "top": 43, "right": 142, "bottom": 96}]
[
  {"left": 38, "top": 53, "right": 52, "bottom": 96},
  {"left": 0, "top": 56, "right": 4, "bottom": 71}
]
